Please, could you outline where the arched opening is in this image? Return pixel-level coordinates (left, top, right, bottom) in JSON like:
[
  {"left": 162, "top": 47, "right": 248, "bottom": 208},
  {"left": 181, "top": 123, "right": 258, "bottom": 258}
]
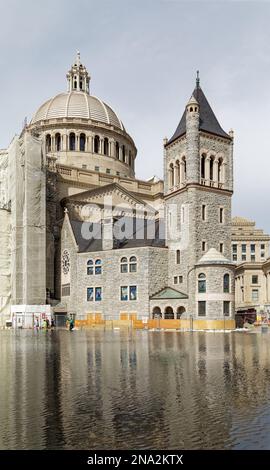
[
  {"left": 169, "top": 162, "right": 174, "bottom": 188},
  {"left": 201, "top": 154, "right": 206, "bottom": 180},
  {"left": 87, "top": 259, "right": 93, "bottom": 275},
  {"left": 94, "top": 135, "right": 100, "bottom": 154},
  {"left": 177, "top": 306, "right": 186, "bottom": 319},
  {"left": 182, "top": 156, "right": 187, "bottom": 182},
  {"left": 115, "top": 141, "right": 119, "bottom": 159},
  {"left": 129, "top": 151, "right": 132, "bottom": 166},
  {"left": 198, "top": 273, "right": 206, "bottom": 293},
  {"left": 164, "top": 306, "right": 174, "bottom": 319},
  {"left": 46, "top": 134, "right": 51, "bottom": 152},
  {"left": 175, "top": 160, "right": 180, "bottom": 185},
  {"left": 95, "top": 259, "right": 102, "bottom": 275},
  {"left": 80, "top": 133, "right": 86, "bottom": 151},
  {"left": 122, "top": 145, "right": 126, "bottom": 163},
  {"left": 210, "top": 156, "right": 214, "bottom": 181},
  {"left": 120, "top": 257, "right": 128, "bottom": 273},
  {"left": 129, "top": 256, "right": 137, "bottom": 272},
  {"left": 152, "top": 306, "right": 162, "bottom": 319},
  {"left": 55, "top": 133, "right": 61, "bottom": 152},
  {"left": 104, "top": 137, "right": 109, "bottom": 156},
  {"left": 69, "top": 133, "right": 76, "bottom": 151},
  {"left": 218, "top": 158, "right": 223, "bottom": 184}
]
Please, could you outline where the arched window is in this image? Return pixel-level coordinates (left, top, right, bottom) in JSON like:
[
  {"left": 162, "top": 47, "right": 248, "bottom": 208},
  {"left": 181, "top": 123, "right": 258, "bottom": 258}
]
[
  {"left": 210, "top": 156, "right": 214, "bottom": 181},
  {"left": 198, "top": 273, "right": 206, "bottom": 293},
  {"left": 87, "top": 259, "right": 93, "bottom": 275},
  {"left": 164, "top": 306, "right": 174, "bottom": 319},
  {"left": 152, "top": 306, "right": 162, "bottom": 319},
  {"left": 201, "top": 155, "right": 206, "bottom": 180},
  {"left": 104, "top": 137, "right": 109, "bottom": 156},
  {"left": 94, "top": 135, "right": 100, "bottom": 154},
  {"left": 46, "top": 134, "right": 51, "bottom": 152},
  {"left": 182, "top": 156, "right": 187, "bottom": 181},
  {"left": 69, "top": 133, "right": 76, "bottom": 151},
  {"left": 80, "top": 133, "right": 86, "bottom": 151},
  {"left": 95, "top": 259, "right": 102, "bottom": 275},
  {"left": 120, "top": 257, "right": 128, "bottom": 273},
  {"left": 122, "top": 145, "right": 126, "bottom": 162},
  {"left": 218, "top": 158, "right": 223, "bottom": 183},
  {"left": 129, "top": 256, "right": 137, "bottom": 273},
  {"left": 169, "top": 162, "right": 174, "bottom": 187},
  {"left": 175, "top": 160, "right": 180, "bottom": 185},
  {"left": 116, "top": 141, "right": 119, "bottom": 159},
  {"left": 224, "top": 274, "right": 230, "bottom": 293},
  {"left": 55, "top": 133, "right": 61, "bottom": 152},
  {"left": 129, "top": 151, "right": 132, "bottom": 166},
  {"left": 177, "top": 306, "right": 186, "bottom": 319}
]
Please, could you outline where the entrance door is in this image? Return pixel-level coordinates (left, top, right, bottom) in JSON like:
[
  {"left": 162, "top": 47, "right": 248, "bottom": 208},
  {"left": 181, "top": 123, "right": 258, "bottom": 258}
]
[{"left": 55, "top": 313, "right": 67, "bottom": 327}]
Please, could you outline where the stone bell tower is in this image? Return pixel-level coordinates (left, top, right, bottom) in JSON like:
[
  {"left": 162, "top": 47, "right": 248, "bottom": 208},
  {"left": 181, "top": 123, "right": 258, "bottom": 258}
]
[{"left": 164, "top": 72, "right": 235, "bottom": 321}]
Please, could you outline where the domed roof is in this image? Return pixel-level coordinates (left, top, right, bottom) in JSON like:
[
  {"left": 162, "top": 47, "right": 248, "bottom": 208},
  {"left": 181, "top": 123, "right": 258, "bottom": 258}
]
[{"left": 31, "top": 91, "right": 125, "bottom": 130}]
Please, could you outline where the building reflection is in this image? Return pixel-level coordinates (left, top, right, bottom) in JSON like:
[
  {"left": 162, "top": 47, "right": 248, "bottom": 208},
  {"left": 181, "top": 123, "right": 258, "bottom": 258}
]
[{"left": 1, "top": 330, "right": 270, "bottom": 449}]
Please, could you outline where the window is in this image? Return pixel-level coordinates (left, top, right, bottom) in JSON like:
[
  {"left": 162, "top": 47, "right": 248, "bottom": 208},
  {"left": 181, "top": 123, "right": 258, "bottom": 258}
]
[
  {"left": 120, "top": 257, "right": 128, "bottom": 273},
  {"left": 176, "top": 250, "right": 180, "bottom": 264},
  {"left": 95, "top": 259, "right": 102, "bottom": 275},
  {"left": 82, "top": 164, "right": 87, "bottom": 169},
  {"left": 198, "top": 273, "right": 206, "bottom": 293},
  {"left": 87, "top": 259, "right": 93, "bottom": 275},
  {"left": 179, "top": 276, "right": 183, "bottom": 283},
  {"left": 261, "top": 251, "right": 265, "bottom": 258},
  {"left": 210, "top": 157, "right": 214, "bottom": 181},
  {"left": 46, "top": 134, "right": 52, "bottom": 152},
  {"left": 62, "top": 284, "right": 70, "bottom": 297},
  {"left": 233, "top": 254, "right": 237, "bottom": 262},
  {"left": 251, "top": 255, "right": 256, "bottom": 262},
  {"left": 251, "top": 244, "right": 256, "bottom": 253},
  {"left": 219, "top": 208, "right": 224, "bottom": 223},
  {"left": 223, "top": 301, "right": 230, "bottom": 316},
  {"left": 120, "top": 286, "right": 137, "bottom": 301},
  {"left": 232, "top": 244, "right": 237, "bottom": 253},
  {"left": 198, "top": 301, "right": 206, "bottom": 316},
  {"left": 80, "top": 133, "right": 86, "bottom": 151},
  {"left": 104, "top": 137, "right": 109, "bottom": 156},
  {"left": 223, "top": 274, "right": 230, "bottom": 293},
  {"left": 55, "top": 133, "right": 61, "bottom": 151},
  {"left": 94, "top": 135, "right": 100, "bottom": 154},
  {"left": 201, "top": 155, "right": 206, "bottom": 180},
  {"left": 121, "top": 286, "right": 128, "bottom": 301},
  {"left": 122, "top": 145, "right": 126, "bottom": 162},
  {"left": 202, "top": 205, "right": 206, "bottom": 221},
  {"left": 129, "top": 151, "right": 132, "bottom": 166},
  {"left": 106, "top": 169, "right": 111, "bottom": 174},
  {"left": 252, "top": 275, "right": 258, "bottom": 284},
  {"left": 87, "top": 287, "right": 94, "bottom": 301},
  {"left": 95, "top": 287, "right": 102, "bottom": 301},
  {"left": 130, "top": 286, "right": 137, "bottom": 300},
  {"left": 116, "top": 171, "right": 120, "bottom": 176},
  {"left": 174, "top": 276, "right": 178, "bottom": 284},
  {"left": 129, "top": 256, "right": 137, "bottom": 273},
  {"left": 261, "top": 244, "right": 265, "bottom": 250},
  {"left": 69, "top": 132, "right": 76, "bottom": 151},
  {"left": 202, "top": 241, "right": 206, "bottom": 252},
  {"left": 252, "top": 289, "right": 259, "bottom": 302},
  {"left": 116, "top": 141, "right": 119, "bottom": 159},
  {"left": 242, "top": 254, "right": 247, "bottom": 261},
  {"left": 241, "top": 244, "right": 246, "bottom": 253},
  {"left": 95, "top": 166, "right": 100, "bottom": 172},
  {"left": 220, "top": 243, "right": 224, "bottom": 253}
]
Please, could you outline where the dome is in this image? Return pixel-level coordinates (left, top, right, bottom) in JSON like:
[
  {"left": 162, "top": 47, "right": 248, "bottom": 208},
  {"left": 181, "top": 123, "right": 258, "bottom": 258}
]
[{"left": 31, "top": 91, "right": 125, "bottom": 131}]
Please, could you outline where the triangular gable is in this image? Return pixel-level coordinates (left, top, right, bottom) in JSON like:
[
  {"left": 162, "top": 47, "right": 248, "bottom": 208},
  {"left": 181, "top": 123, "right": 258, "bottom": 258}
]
[
  {"left": 62, "top": 182, "right": 156, "bottom": 214},
  {"left": 150, "top": 287, "right": 188, "bottom": 300}
]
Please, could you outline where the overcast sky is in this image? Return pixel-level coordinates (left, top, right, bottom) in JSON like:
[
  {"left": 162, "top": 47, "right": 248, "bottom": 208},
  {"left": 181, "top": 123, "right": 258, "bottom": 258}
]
[{"left": 0, "top": 0, "right": 270, "bottom": 231}]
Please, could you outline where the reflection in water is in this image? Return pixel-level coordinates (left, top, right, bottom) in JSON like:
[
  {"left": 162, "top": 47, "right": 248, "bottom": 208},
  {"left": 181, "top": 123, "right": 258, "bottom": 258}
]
[{"left": 0, "top": 330, "right": 270, "bottom": 449}]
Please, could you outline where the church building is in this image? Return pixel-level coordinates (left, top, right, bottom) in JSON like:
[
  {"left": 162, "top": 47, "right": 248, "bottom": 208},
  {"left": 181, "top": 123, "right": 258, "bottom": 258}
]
[{"left": 0, "top": 54, "right": 236, "bottom": 329}]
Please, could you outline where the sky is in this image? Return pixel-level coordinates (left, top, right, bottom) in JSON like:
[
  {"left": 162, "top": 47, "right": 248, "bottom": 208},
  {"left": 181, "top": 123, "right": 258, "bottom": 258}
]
[{"left": 0, "top": 0, "right": 270, "bottom": 231}]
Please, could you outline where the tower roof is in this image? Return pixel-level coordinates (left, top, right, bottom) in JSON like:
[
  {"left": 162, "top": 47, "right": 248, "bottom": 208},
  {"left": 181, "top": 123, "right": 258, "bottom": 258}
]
[{"left": 167, "top": 76, "right": 231, "bottom": 145}]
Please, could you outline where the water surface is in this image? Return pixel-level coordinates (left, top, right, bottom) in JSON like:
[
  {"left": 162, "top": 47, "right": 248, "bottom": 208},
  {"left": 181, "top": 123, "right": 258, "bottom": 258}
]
[{"left": 0, "top": 329, "right": 270, "bottom": 449}]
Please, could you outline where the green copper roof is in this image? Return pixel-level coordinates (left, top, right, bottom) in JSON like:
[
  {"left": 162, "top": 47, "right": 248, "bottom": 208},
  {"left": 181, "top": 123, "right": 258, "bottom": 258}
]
[{"left": 150, "top": 287, "right": 188, "bottom": 300}]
